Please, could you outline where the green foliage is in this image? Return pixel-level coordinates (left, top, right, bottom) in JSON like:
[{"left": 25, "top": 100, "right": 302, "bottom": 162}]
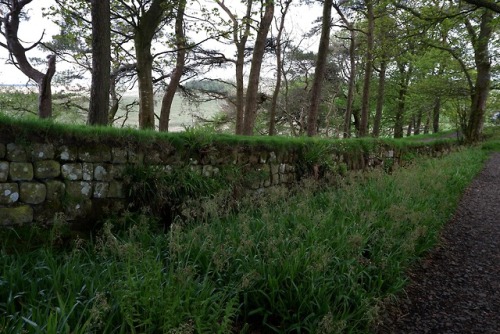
[{"left": 1, "top": 147, "right": 488, "bottom": 333}]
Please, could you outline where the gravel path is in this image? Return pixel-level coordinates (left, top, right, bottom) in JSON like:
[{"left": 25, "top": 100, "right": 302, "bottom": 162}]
[{"left": 376, "top": 153, "right": 500, "bottom": 334}]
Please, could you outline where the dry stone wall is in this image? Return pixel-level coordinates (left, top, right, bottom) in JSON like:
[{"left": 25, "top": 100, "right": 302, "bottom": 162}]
[{"left": 0, "top": 138, "right": 456, "bottom": 226}]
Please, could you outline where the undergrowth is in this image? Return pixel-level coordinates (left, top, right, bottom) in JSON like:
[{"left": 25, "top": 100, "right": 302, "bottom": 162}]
[{"left": 0, "top": 148, "right": 487, "bottom": 333}]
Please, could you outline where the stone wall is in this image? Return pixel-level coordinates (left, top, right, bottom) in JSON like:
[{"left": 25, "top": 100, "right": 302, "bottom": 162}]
[{"left": 0, "top": 137, "right": 457, "bottom": 226}]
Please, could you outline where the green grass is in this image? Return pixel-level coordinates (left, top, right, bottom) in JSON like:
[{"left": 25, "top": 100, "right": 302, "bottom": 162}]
[{"left": 0, "top": 146, "right": 488, "bottom": 333}]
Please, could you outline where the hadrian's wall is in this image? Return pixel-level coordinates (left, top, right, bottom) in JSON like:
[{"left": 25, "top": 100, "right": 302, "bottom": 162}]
[{"left": 0, "top": 134, "right": 457, "bottom": 226}]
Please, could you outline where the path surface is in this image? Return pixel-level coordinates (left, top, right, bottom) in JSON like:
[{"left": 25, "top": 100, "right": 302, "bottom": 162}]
[{"left": 377, "top": 153, "right": 500, "bottom": 334}]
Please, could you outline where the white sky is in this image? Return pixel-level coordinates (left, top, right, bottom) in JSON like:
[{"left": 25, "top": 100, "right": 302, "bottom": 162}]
[{"left": 0, "top": 0, "right": 323, "bottom": 87}]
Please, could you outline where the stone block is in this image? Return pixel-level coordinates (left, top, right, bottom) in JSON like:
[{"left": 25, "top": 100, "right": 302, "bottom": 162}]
[
  {"left": 112, "top": 147, "right": 128, "bottom": 163},
  {"left": 61, "top": 163, "right": 83, "bottom": 180},
  {"left": 108, "top": 181, "right": 126, "bottom": 198},
  {"left": 31, "top": 143, "right": 55, "bottom": 161},
  {"left": 0, "top": 183, "right": 19, "bottom": 204},
  {"left": 0, "top": 143, "right": 5, "bottom": 158},
  {"left": 128, "top": 150, "right": 144, "bottom": 164},
  {"left": 59, "top": 145, "right": 78, "bottom": 161},
  {"left": 79, "top": 145, "right": 112, "bottom": 162},
  {"left": 6, "top": 143, "right": 28, "bottom": 162},
  {"left": 34, "top": 160, "right": 61, "bottom": 179},
  {"left": 45, "top": 180, "right": 66, "bottom": 201},
  {"left": 110, "top": 164, "right": 127, "bottom": 179},
  {"left": 94, "top": 164, "right": 113, "bottom": 181},
  {"left": 0, "top": 206, "right": 33, "bottom": 225},
  {"left": 93, "top": 182, "right": 109, "bottom": 198},
  {"left": 20, "top": 182, "right": 47, "bottom": 204},
  {"left": 83, "top": 163, "right": 93, "bottom": 181},
  {"left": 65, "top": 199, "right": 92, "bottom": 220},
  {"left": 65, "top": 181, "right": 92, "bottom": 199},
  {"left": 0, "top": 161, "right": 8, "bottom": 182},
  {"left": 9, "top": 162, "right": 34, "bottom": 181}
]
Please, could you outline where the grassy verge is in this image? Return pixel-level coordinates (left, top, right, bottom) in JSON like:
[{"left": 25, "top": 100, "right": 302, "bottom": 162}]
[{"left": 0, "top": 147, "right": 488, "bottom": 333}]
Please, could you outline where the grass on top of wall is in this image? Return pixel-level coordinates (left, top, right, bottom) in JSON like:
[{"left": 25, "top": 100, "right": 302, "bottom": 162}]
[
  {"left": 0, "top": 146, "right": 488, "bottom": 333},
  {"left": 0, "top": 113, "right": 459, "bottom": 158}
]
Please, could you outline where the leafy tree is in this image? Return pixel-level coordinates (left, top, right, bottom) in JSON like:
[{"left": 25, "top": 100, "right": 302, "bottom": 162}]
[{"left": 0, "top": 0, "right": 56, "bottom": 118}]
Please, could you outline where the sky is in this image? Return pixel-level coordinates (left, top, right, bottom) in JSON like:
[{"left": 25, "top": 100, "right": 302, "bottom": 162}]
[{"left": 0, "top": 0, "right": 323, "bottom": 87}]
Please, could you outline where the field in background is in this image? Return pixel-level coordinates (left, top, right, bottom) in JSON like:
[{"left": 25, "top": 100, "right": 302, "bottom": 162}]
[{"left": 117, "top": 92, "right": 222, "bottom": 131}]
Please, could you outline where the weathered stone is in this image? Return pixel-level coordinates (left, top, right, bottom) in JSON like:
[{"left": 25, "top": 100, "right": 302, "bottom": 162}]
[
  {"left": 0, "top": 143, "right": 5, "bottom": 158},
  {"left": 61, "top": 163, "right": 83, "bottom": 180},
  {"left": 0, "top": 206, "right": 33, "bottom": 225},
  {"left": 93, "top": 182, "right": 109, "bottom": 198},
  {"left": 34, "top": 160, "right": 61, "bottom": 179},
  {"left": 0, "top": 161, "right": 8, "bottom": 182},
  {"left": 110, "top": 164, "right": 126, "bottom": 179},
  {"left": 9, "top": 162, "right": 33, "bottom": 181},
  {"left": 112, "top": 147, "right": 128, "bottom": 163},
  {"left": 31, "top": 143, "right": 55, "bottom": 161},
  {"left": 269, "top": 151, "right": 277, "bottom": 163},
  {"left": 144, "top": 151, "right": 162, "bottom": 164},
  {"left": 94, "top": 164, "right": 113, "bottom": 181},
  {"left": 79, "top": 145, "right": 112, "bottom": 162},
  {"left": 202, "top": 165, "right": 214, "bottom": 177},
  {"left": 45, "top": 180, "right": 65, "bottom": 200},
  {"left": 386, "top": 150, "right": 394, "bottom": 158},
  {"left": 65, "top": 199, "right": 92, "bottom": 220},
  {"left": 82, "top": 163, "right": 93, "bottom": 181},
  {"left": 0, "top": 183, "right": 19, "bottom": 204},
  {"left": 6, "top": 143, "right": 28, "bottom": 162},
  {"left": 65, "top": 181, "right": 92, "bottom": 199},
  {"left": 128, "top": 150, "right": 144, "bottom": 164},
  {"left": 108, "top": 181, "right": 125, "bottom": 198},
  {"left": 59, "top": 145, "right": 78, "bottom": 161},
  {"left": 20, "top": 182, "right": 47, "bottom": 204}
]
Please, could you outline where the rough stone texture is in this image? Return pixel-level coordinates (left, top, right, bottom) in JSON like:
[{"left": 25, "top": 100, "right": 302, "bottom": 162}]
[
  {"left": 31, "top": 143, "right": 55, "bottom": 161},
  {"left": 59, "top": 145, "right": 78, "bottom": 161},
  {"left": 0, "top": 143, "right": 5, "bottom": 159},
  {"left": 377, "top": 153, "right": 500, "bottom": 334},
  {"left": 20, "top": 182, "right": 47, "bottom": 204},
  {"left": 82, "top": 163, "right": 93, "bottom": 181},
  {"left": 65, "top": 199, "right": 92, "bottom": 220},
  {"left": 93, "top": 182, "right": 109, "bottom": 198},
  {"left": 128, "top": 150, "right": 144, "bottom": 164},
  {"left": 34, "top": 160, "right": 61, "bottom": 179},
  {"left": 108, "top": 181, "right": 125, "bottom": 198},
  {"left": 0, "top": 205, "right": 33, "bottom": 225},
  {"left": 110, "top": 165, "right": 126, "bottom": 179},
  {"left": 6, "top": 143, "right": 28, "bottom": 162},
  {"left": 79, "top": 145, "right": 112, "bottom": 162},
  {"left": 65, "top": 181, "right": 92, "bottom": 199},
  {"left": 94, "top": 164, "right": 113, "bottom": 181},
  {"left": 0, "top": 161, "right": 8, "bottom": 182},
  {"left": 45, "top": 180, "right": 65, "bottom": 201},
  {"left": 9, "top": 162, "right": 34, "bottom": 181},
  {"left": 112, "top": 147, "right": 128, "bottom": 163},
  {"left": 61, "top": 163, "right": 83, "bottom": 181},
  {"left": 0, "top": 183, "right": 19, "bottom": 204}
]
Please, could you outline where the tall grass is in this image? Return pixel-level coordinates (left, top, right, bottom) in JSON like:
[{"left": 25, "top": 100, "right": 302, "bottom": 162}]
[{"left": 0, "top": 148, "right": 487, "bottom": 333}]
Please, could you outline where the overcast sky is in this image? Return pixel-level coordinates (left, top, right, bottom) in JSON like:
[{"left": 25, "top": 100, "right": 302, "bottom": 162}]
[{"left": 0, "top": 0, "right": 323, "bottom": 87}]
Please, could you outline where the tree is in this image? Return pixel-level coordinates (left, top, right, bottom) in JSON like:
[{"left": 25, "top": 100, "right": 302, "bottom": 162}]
[
  {"left": 0, "top": 0, "right": 56, "bottom": 118},
  {"left": 464, "top": 0, "right": 500, "bottom": 13},
  {"left": 307, "top": 0, "right": 333, "bottom": 136},
  {"left": 242, "top": 0, "right": 274, "bottom": 135},
  {"left": 88, "top": 0, "right": 111, "bottom": 125},
  {"left": 359, "top": 0, "right": 374, "bottom": 137},
  {"left": 159, "top": 0, "right": 187, "bottom": 132}
]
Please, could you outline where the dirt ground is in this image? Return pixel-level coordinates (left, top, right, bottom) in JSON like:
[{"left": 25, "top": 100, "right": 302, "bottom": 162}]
[{"left": 375, "top": 152, "right": 500, "bottom": 334}]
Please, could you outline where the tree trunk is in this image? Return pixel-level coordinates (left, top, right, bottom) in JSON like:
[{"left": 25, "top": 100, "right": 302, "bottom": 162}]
[
  {"left": 159, "top": 0, "right": 187, "bottom": 132},
  {"left": 88, "top": 0, "right": 111, "bottom": 126},
  {"left": 432, "top": 96, "right": 441, "bottom": 133},
  {"left": 394, "top": 62, "right": 412, "bottom": 138},
  {"left": 465, "top": 10, "right": 493, "bottom": 142},
  {"left": 1, "top": 1, "right": 56, "bottom": 118},
  {"left": 243, "top": 1, "right": 275, "bottom": 135},
  {"left": 372, "top": 60, "right": 387, "bottom": 137},
  {"left": 269, "top": 0, "right": 291, "bottom": 136},
  {"left": 307, "top": 0, "right": 333, "bottom": 137},
  {"left": 359, "top": 0, "right": 374, "bottom": 137}
]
